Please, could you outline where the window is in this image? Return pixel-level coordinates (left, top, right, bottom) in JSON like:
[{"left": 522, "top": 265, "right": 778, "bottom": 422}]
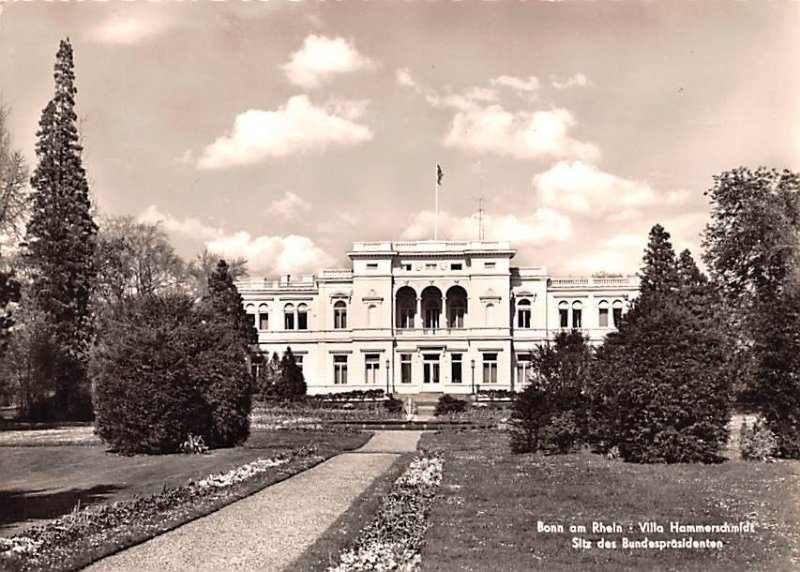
[
  {"left": 516, "top": 353, "right": 532, "bottom": 385},
  {"left": 297, "top": 304, "right": 308, "bottom": 330},
  {"left": 402, "top": 263, "right": 412, "bottom": 271},
  {"left": 423, "top": 354, "right": 440, "bottom": 384},
  {"left": 425, "top": 263, "right": 437, "bottom": 270},
  {"left": 424, "top": 306, "right": 440, "bottom": 329},
  {"left": 258, "top": 304, "right": 269, "bottom": 331},
  {"left": 598, "top": 300, "right": 609, "bottom": 328},
  {"left": 558, "top": 301, "right": 569, "bottom": 328},
  {"left": 367, "top": 304, "right": 376, "bottom": 327},
  {"left": 250, "top": 353, "right": 265, "bottom": 380},
  {"left": 364, "top": 354, "right": 380, "bottom": 384},
  {"left": 451, "top": 263, "right": 463, "bottom": 270},
  {"left": 399, "top": 307, "right": 415, "bottom": 329},
  {"left": 284, "top": 303, "right": 295, "bottom": 330},
  {"left": 295, "top": 354, "right": 304, "bottom": 373},
  {"left": 401, "top": 353, "right": 412, "bottom": 384},
  {"left": 572, "top": 301, "right": 582, "bottom": 328},
  {"left": 612, "top": 300, "right": 624, "bottom": 327},
  {"left": 451, "top": 353, "right": 463, "bottom": 384},
  {"left": 484, "top": 262, "right": 496, "bottom": 269},
  {"left": 245, "top": 304, "right": 256, "bottom": 328},
  {"left": 517, "top": 299, "right": 532, "bottom": 329},
  {"left": 449, "top": 301, "right": 465, "bottom": 329},
  {"left": 485, "top": 303, "right": 495, "bottom": 326},
  {"left": 334, "top": 301, "right": 347, "bottom": 329},
  {"left": 333, "top": 355, "right": 348, "bottom": 385},
  {"left": 366, "top": 263, "right": 378, "bottom": 270},
  {"left": 482, "top": 353, "right": 498, "bottom": 384}
]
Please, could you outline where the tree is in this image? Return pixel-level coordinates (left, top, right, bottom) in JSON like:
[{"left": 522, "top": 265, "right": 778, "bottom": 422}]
[
  {"left": 94, "top": 216, "right": 187, "bottom": 309},
  {"left": 0, "top": 105, "right": 30, "bottom": 241},
  {"left": 257, "top": 351, "right": 282, "bottom": 399},
  {"left": 186, "top": 249, "right": 248, "bottom": 298},
  {"left": 703, "top": 167, "right": 800, "bottom": 457},
  {"left": 205, "top": 259, "right": 257, "bottom": 347},
  {"left": 277, "top": 347, "right": 307, "bottom": 401},
  {"left": 24, "top": 39, "right": 97, "bottom": 420},
  {"left": 593, "top": 226, "right": 730, "bottom": 463},
  {"left": 509, "top": 330, "right": 593, "bottom": 454}
]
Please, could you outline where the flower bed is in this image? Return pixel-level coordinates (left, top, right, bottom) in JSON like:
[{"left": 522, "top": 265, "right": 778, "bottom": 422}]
[
  {"left": 328, "top": 451, "right": 443, "bottom": 572},
  {"left": 0, "top": 445, "right": 320, "bottom": 571}
]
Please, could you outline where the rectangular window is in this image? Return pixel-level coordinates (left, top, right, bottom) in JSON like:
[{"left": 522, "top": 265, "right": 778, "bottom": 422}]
[
  {"left": 423, "top": 354, "right": 440, "bottom": 384},
  {"left": 249, "top": 313, "right": 257, "bottom": 328},
  {"left": 364, "top": 354, "right": 380, "bottom": 384},
  {"left": 572, "top": 309, "right": 582, "bottom": 328},
  {"left": 399, "top": 308, "right": 415, "bottom": 329},
  {"left": 613, "top": 308, "right": 623, "bottom": 327},
  {"left": 559, "top": 308, "right": 569, "bottom": 328},
  {"left": 297, "top": 312, "right": 308, "bottom": 330},
  {"left": 516, "top": 354, "right": 532, "bottom": 385},
  {"left": 334, "top": 355, "right": 348, "bottom": 385},
  {"left": 451, "top": 353, "right": 463, "bottom": 384},
  {"left": 484, "top": 262, "right": 496, "bottom": 269},
  {"left": 259, "top": 313, "right": 269, "bottom": 330},
  {"left": 295, "top": 355, "right": 304, "bottom": 373},
  {"left": 482, "top": 353, "right": 498, "bottom": 384},
  {"left": 517, "top": 309, "right": 531, "bottom": 329},
  {"left": 366, "top": 263, "right": 378, "bottom": 270},
  {"left": 451, "top": 263, "right": 463, "bottom": 270},
  {"left": 400, "top": 353, "right": 412, "bottom": 384},
  {"left": 599, "top": 308, "right": 609, "bottom": 327},
  {"left": 425, "top": 263, "right": 437, "bottom": 270},
  {"left": 284, "top": 313, "right": 295, "bottom": 330},
  {"left": 402, "top": 263, "right": 412, "bottom": 271}
]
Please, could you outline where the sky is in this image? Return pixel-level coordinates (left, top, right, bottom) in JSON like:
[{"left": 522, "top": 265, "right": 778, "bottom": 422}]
[{"left": 1, "top": 1, "right": 798, "bottom": 278}]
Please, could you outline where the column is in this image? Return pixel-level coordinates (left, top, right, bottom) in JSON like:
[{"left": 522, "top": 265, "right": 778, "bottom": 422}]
[
  {"left": 443, "top": 296, "right": 449, "bottom": 329},
  {"left": 416, "top": 296, "right": 422, "bottom": 329}
]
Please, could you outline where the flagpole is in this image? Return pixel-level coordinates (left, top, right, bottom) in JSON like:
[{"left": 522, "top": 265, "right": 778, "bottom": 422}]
[{"left": 434, "top": 162, "right": 439, "bottom": 241}]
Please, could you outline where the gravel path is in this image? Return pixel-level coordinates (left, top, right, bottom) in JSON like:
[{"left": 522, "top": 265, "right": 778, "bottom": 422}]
[{"left": 86, "top": 431, "right": 422, "bottom": 572}]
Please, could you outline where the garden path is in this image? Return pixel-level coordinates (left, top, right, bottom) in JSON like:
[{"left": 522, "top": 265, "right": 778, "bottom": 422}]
[{"left": 85, "top": 430, "right": 423, "bottom": 572}]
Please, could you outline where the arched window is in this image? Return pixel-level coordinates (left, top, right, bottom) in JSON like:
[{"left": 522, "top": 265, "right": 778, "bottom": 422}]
[
  {"left": 284, "top": 303, "right": 295, "bottom": 330},
  {"left": 598, "top": 299, "right": 609, "bottom": 328},
  {"left": 612, "top": 300, "right": 624, "bottom": 327},
  {"left": 517, "top": 299, "right": 532, "bottom": 329},
  {"left": 258, "top": 304, "right": 269, "bottom": 331},
  {"left": 485, "top": 302, "right": 495, "bottom": 326},
  {"left": 572, "top": 301, "right": 583, "bottom": 328},
  {"left": 558, "top": 301, "right": 569, "bottom": 328},
  {"left": 297, "top": 303, "right": 308, "bottom": 330},
  {"left": 334, "top": 301, "right": 347, "bottom": 329},
  {"left": 245, "top": 304, "right": 256, "bottom": 328},
  {"left": 367, "top": 304, "right": 377, "bottom": 327}
]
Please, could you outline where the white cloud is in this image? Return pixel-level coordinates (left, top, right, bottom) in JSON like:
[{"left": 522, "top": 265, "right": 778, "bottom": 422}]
[
  {"left": 400, "top": 208, "right": 572, "bottom": 246},
  {"left": 443, "top": 105, "right": 600, "bottom": 162},
  {"left": 491, "top": 75, "right": 540, "bottom": 93},
  {"left": 197, "top": 95, "right": 373, "bottom": 169},
  {"left": 395, "top": 67, "right": 417, "bottom": 88},
  {"left": 551, "top": 73, "right": 592, "bottom": 89},
  {"left": 426, "top": 87, "right": 499, "bottom": 112},
  {"left": 86, "top": 13, "right": 171, "bottom": 45},
  {"left": 268, "top": 191, "right": 311, "bottom": 219},
  {"left": 532, "top": 161, "right": 690, "bottom": 220},
  {"left": 207, "top": 232, "right": 335, "bottom": 276},
  {"left": 282, "top": 34, "right": 373, "bottom": 89},
  {"left": 137, "top": 205, "right": 334, "bottom": 276},
  {"left": 138, "top": 205, "right": 222, "bottom": 240}
]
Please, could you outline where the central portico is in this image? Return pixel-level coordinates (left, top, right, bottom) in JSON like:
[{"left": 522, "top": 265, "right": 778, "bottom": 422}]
[{"left": 237, "top": 240, "right": 639, "bottom": 395}]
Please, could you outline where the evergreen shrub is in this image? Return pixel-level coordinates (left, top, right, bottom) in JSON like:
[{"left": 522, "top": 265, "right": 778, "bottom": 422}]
[{"left": 434, "top": 394, "right": 468, "bottom": 416}]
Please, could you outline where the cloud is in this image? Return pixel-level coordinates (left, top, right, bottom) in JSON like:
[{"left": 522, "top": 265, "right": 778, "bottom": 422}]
[
  {"left": 443, "top": 105, "right": 600, "bottom": 162},
  {"left": 491, "top": 75, "right": 540, "bottom": 93},
  {"left": 268, "top": 191, "right": 311, "bottom": 219},
  {"left": 197, "top": 95, "right": 373, "bottom": 169},
  {"left": 86, "top": 13, "right": 171, "bottom": 45},
  {"left": 138, "top": 205, "right": 222, "bottom": 240},
  {"left": 400, "top": 208, "right": 572, "bottom": 246},
  {"left": 137, "top": 205, "right": 334, "bottom": 276},
  {"left": 551, "top": 73, "right": 592, "bottom": 89},
  {"left": 426, "top": 87, "right": 499, "bottom": 112},
  {"left": 207, "top": 232, "right": 335, "bottom": 276},
  {"left": 282, "top": 34, "right": 373, "bottom": 88},
  {"left": 532, "top": 161, "right": 691, "bottom": 220},
  {"left": 395, "top": 68, "right": 417, "bottom": 88}
]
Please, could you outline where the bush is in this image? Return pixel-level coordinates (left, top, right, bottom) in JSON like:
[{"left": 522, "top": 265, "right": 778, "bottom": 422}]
[
  {"left": 434, "top": 394, "right": 468, "bottom": 416},
  {"left": 383, "top": 396, "right": 403, "bottom": 414},
  {"left": 739, "top": 419, "right": 777, "bottom": 461}
]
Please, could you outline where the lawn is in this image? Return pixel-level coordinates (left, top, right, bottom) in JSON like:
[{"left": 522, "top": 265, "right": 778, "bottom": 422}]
[
  {"left": 0, "top": 427, "right": 369, "bottom": 537},
  {"left": 419, "top": 429, "right": 800, "bottom": 572}
]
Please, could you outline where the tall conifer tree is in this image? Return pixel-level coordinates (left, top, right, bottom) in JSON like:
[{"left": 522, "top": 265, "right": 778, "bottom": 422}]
[{"left": 25, "top": 39, "right": 97, "bottom": 420}]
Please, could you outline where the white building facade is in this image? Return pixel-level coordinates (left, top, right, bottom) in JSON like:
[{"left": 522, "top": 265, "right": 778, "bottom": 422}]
[{"left": 237, "top": 241, "right": 639, "bottom": 396}]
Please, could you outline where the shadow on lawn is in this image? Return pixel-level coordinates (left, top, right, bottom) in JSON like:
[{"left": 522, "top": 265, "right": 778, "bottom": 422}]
[{"left": 0, "top": 484, "right": 122, "bottom": 532}]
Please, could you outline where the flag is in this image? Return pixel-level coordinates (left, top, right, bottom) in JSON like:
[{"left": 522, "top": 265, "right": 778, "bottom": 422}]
[{"left": 437, "top": 163, "right": 444, "bottom": 186}]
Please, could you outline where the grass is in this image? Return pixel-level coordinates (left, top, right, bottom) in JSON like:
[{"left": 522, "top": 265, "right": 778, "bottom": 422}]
[
  {"left": 291, "top": 453, "right": 415, "bottom": 571},
  {"left": 0, "top": 428, "right": 369, "bottom": 537},
  {"left": 418, "top": 429, "right": 800, "bottom": 572}
]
